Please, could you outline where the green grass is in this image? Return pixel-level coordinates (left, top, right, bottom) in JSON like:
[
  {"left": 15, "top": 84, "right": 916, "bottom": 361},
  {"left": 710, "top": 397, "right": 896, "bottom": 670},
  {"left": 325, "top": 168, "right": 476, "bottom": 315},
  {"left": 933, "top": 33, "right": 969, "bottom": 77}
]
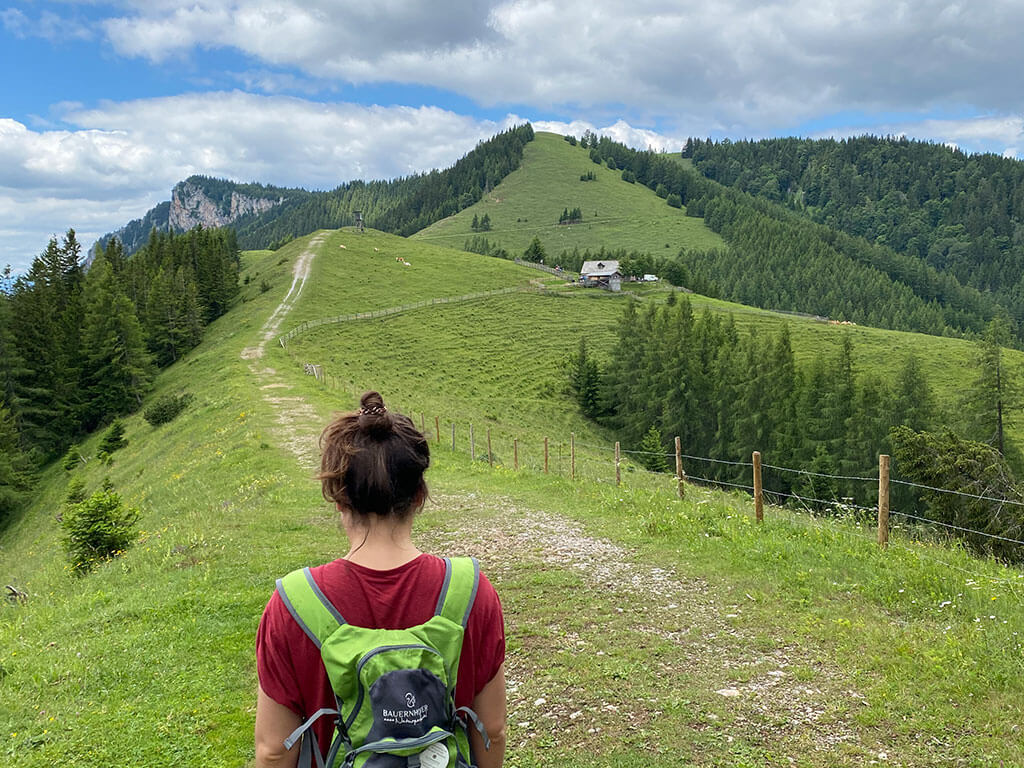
[
  {"left": 281, "top": 229, "right": 1024, "bottom": 456},
  {"left": 413, "top": 132, "right": 725, "bottom": 260},
  {"left": 2, "top": 231, "right": 1024, "bottom": 767}
]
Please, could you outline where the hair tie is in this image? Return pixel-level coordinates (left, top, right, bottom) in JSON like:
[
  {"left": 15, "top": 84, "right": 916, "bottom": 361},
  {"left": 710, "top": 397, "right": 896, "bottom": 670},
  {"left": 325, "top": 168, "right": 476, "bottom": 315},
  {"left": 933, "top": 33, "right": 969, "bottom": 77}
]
[{"left": 359, "top": 405, "right": 387, "bottom": 416}]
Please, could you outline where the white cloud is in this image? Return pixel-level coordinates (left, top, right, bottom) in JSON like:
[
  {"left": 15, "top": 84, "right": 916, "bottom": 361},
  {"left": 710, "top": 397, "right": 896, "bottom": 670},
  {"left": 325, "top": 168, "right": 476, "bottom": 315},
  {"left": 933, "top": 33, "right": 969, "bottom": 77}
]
[
  {"left": 533, "top": 119, "right": 683, "bottom": 152},
  {"left": 91, "top": 0, "right": 1024, "bottom": 133},
  {"left": 1, "top": 7, "right": 93, "bottom": 41},
  {"left": 813, "top": 115, "right": 1024, "bottom": 159},
  {"left": 0, "top": 93, "right": 525, "bottom": 273}
]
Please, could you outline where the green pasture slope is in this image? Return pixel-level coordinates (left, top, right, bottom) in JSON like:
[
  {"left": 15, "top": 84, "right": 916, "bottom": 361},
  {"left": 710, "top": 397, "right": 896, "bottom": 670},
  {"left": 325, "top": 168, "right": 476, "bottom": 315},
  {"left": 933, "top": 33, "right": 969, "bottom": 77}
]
[
  {"left": 413, "top": 131, "right": 725, "bottom": 260},
  {"left": 1, "top": 230, "right": 1023, "bottom": 767}
]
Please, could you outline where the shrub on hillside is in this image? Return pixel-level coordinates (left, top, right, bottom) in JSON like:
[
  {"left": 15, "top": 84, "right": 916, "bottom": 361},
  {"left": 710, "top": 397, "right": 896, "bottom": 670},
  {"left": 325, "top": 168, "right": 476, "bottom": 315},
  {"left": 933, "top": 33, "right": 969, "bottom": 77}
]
[
  {"left": 666, "top": 193, "right": 683, "bottom": 209},
  {"left": 62, "top": 446, "right": 86, "bottom": 471},
  {"left": 638, "top": 425, "right": 670, "bottom": 472},
  {"left": 98, "top": 420, "right": 127, "bottom": 456},
  {"left": 144, "top": 392, "right": 194, "bottom": 427},
  {"left": 60, "top": 483, "right": 139, "bottom": 575}
]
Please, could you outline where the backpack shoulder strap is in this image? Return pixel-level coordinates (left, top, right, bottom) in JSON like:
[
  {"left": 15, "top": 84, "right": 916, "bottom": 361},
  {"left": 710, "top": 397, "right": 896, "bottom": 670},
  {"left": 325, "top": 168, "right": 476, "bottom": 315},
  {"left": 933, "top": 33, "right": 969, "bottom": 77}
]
[
  {"left": 434, "top": 556, "right": 480, "bottom": 628},
  {"left": 276, "top": 567, "right": 347, "bottom": 649}
]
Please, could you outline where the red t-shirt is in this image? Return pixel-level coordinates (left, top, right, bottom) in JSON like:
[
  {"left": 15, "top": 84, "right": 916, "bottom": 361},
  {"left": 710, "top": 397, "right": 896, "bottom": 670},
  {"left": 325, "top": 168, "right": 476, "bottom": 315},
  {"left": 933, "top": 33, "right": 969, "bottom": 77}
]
[{"left": 257, "top": 554, "right": 505, "bottom": 758}]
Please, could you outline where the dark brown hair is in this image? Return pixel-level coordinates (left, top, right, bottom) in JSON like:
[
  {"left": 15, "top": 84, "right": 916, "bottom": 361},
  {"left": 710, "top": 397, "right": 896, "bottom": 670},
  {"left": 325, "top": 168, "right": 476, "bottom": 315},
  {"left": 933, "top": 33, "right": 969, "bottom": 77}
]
[{"left": 318, "top": 391, "right": 430, "bottom": 520}]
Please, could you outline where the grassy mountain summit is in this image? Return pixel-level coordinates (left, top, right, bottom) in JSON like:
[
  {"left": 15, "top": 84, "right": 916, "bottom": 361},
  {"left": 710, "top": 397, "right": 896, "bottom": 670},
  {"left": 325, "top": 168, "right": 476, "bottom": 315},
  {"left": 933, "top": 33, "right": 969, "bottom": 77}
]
[
  {"left": 1, "top": 229, "right": 1023, "bottom": 765},
  {"left": 413, "top": 131, "right": 725, "bottom": 258}
]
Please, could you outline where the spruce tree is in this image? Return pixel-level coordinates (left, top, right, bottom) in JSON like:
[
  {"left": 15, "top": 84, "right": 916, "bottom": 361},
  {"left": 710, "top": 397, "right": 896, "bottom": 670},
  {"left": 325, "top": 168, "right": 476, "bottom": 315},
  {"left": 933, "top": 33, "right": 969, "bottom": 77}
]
[
  {"left": 80, "top": 256, "right": 155, "bottom": 427},
  {"left": 639, "top": 425, "right": 670, "bottom": 472},
  {"left": 0, "top": 403, "right": 33, "bottom": 527},
  {"left": 523, "top": 237, "right": 546, "bottom": 263},
  {"left": 961, "top": 316, "right": 1017, "bottom": 456}
]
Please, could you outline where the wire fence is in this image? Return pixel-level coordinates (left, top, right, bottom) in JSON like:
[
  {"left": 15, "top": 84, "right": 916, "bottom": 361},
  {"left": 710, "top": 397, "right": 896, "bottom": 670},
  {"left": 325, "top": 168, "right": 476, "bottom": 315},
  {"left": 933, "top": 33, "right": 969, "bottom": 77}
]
[{"left": 276, "top": 345, "right": 1024, "bottom": 560}]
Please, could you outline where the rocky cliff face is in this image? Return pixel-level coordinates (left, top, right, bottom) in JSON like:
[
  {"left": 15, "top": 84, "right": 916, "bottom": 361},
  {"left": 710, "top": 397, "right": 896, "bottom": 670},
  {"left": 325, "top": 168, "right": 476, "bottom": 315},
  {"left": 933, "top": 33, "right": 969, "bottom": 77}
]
[{"left": 168, "top": 180, "right": 282, "bottom": 231}]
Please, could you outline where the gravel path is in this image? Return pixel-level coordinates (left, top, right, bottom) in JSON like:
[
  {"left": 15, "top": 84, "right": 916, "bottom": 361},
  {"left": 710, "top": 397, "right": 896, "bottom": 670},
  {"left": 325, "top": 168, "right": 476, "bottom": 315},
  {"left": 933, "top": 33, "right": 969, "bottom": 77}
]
[
  {"left": 419, "top": 492, "right": 868, "bottom": 762},
  {"left": 242, "top": 233, "right": 328, "bottom": 469}
]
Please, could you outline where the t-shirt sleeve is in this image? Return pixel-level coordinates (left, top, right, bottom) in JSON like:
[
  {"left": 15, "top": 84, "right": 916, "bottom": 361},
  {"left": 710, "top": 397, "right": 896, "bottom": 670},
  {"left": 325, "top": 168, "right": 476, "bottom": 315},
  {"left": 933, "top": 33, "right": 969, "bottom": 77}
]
[{"left": 255, "top": 590, "right": 304, "bottom": 714}]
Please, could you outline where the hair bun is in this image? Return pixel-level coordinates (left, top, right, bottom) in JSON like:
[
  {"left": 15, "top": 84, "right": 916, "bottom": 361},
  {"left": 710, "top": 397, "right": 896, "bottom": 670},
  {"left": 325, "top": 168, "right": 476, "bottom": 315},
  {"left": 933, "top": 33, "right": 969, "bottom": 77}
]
[{"left": 358, "top": 391, "right": 390, "bottom": 437}]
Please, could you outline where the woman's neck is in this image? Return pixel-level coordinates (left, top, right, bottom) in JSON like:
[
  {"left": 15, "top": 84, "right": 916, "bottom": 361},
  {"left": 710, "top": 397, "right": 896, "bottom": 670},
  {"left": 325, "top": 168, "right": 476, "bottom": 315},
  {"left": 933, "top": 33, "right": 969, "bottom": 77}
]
[{"left": 342, "top": 514, "right": 421, "bottom": 570}]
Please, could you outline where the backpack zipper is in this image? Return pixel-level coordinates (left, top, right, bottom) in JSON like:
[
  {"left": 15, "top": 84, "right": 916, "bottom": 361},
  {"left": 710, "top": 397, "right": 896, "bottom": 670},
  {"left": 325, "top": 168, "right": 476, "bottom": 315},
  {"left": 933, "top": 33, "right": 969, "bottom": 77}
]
[{"left": 345, "top": 728, "right": 454, "bottom": 761}]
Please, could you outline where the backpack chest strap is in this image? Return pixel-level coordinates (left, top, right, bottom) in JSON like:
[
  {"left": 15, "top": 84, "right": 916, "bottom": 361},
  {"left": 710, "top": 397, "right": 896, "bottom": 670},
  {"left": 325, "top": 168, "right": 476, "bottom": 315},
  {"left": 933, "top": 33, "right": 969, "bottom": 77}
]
[{"left": 277, "top": 567, "right": 347, "bottom": 648}]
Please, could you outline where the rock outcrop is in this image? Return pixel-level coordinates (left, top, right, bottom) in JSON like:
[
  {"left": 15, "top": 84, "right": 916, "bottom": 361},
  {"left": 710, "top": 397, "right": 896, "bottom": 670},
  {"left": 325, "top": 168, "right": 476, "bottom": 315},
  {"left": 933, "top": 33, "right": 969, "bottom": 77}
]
[{"left": 168, "top": 180, "right": 282, "bottom": 231}]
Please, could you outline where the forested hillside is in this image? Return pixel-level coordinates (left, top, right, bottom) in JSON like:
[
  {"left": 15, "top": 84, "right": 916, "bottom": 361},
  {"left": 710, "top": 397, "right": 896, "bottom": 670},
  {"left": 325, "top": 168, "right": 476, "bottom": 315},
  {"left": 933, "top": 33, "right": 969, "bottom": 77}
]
[
  {"left": 578, "top": 133, "right": 1005, "bottom": 340},
  {"left": 231, "top": 124, "right": 535, "bottom": 248},
  {"left": 0, "top": 226, "right": 240, "bottom": 528},
  {"left": 687, "top": 136, "right": 1024, "bottom": 329}
]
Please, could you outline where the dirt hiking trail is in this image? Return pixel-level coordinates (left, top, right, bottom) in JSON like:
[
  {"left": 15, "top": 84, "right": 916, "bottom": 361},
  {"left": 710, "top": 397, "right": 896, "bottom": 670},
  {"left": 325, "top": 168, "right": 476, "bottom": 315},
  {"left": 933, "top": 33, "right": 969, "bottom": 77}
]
[
  {"left": 242, "top": 234, "right": 876, "bottom": 765},
  {"left": 241, "top": 232, "right": 327, "bottom": 469}
]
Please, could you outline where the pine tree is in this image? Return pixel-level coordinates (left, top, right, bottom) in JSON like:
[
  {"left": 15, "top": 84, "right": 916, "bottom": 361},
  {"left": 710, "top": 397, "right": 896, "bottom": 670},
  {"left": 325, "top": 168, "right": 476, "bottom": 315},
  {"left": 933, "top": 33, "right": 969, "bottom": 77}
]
[
  {"left": 635, "top": 425, "right": 667, "bottom": 472},
  {"left": 8, "top": 259, "right": 66, "bottom": 455},
  {"left": 523, "top": 237, "right": 546, "bottom": 263},
  {"left": 567, "top": 338, "right": 602, "bottom": 418},
  {"left": 0, "top": 403, "right": 34, "bottom": 527},
  {"left": 80, "top": 256, "right": 155, "bottom": 427},
  {"left": 891, "top": 353, "right": 934, "bottom": 432},
  {"left": 961, "top": 316, "right": 1018, "bottom": 456}
]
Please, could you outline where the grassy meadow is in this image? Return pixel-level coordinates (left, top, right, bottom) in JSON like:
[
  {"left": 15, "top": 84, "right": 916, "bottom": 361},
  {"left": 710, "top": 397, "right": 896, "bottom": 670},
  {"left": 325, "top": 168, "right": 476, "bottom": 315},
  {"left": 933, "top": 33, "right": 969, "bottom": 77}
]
[
  {"left": 281, "top": 229, "right": 1024, "bottom": 458},
  {"left": 0, "top": 228, "right": 1023, "bottom": 767},
  {"left": 413, "top": 132, "right": 725, "bottom": 260}
]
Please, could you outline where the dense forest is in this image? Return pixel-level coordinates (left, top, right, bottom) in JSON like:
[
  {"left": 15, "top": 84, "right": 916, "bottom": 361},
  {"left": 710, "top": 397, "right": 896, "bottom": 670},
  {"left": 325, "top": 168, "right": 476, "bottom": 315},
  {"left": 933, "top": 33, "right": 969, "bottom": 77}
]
[
  {"left": 0, "top": 227, "right": 239, "bottom": 527},
  {"left": 232, "top": 124, "right": 535, "bottom": 249},
  {"left": 570, "top": 296, "right": 1024, "bottom": 560},
  {"left": 578, "top": 132, "right": 1007, "bottom": 341},
  {"left": 687, "top": 136, "right": 1024, "bottom": 331}
]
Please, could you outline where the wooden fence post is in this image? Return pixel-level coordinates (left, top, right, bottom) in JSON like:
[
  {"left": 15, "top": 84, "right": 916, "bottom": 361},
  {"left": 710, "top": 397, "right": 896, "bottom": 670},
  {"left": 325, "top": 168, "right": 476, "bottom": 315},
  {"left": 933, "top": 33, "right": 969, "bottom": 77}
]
[
  {"left": 435, "top": 416, "right": 440, "bottom": 445},
  {"left": 615, "top": 441, "right": 621, "bottom": 486},
  {"left": 420, "top": 413, "right": 425, "bottom": 433},
  {"left": 514, "top": 438, "right": 519, "bottom": 471},
  {"left": 878, "top": 454, "right": 891, "bottom": 549},
  {"left": 753, "top": 451, "right": 763, "bottom": 523},
  {"left": 544, "top": 437, "right": 549, "bottom": 474},
  {"left": 487, "top": 429, "right": 493, "bottom": 467},
  {"left": 571, "top": 433, "right": 576, "bottom": 481},
  {"left": 675, "top": 436, "right": 685, "bottom": 499},
  {"left": 470, "top": 425, "right": 475, "bottom": 461},
  {"left": 451, "top": 422, "right": 456, "bottom": 452}
]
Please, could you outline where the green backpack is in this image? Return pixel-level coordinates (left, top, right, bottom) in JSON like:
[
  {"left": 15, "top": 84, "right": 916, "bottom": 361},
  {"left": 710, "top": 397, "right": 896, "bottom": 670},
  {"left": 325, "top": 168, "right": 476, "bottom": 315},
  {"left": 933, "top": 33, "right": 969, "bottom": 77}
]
[{"left": 275, "top": 556, "right": 489, "bottom": 768}]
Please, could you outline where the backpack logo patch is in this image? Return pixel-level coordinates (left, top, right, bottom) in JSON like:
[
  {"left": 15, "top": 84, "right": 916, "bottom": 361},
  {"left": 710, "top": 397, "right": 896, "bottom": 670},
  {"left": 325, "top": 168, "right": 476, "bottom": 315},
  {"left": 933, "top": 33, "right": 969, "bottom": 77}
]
[
  {"left": 382, "top": 704, "right": 429, "bottom": 725},
  {"left": 405, "top": 692, "right": 416, "bottom": 708}
]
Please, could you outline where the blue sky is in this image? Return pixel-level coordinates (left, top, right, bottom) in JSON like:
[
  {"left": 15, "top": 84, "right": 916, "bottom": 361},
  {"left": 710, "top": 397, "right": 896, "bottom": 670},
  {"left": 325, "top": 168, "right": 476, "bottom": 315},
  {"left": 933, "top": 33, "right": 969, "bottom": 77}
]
[{"left": 3, "top": 0, "right": 1024, "bottom": 274}]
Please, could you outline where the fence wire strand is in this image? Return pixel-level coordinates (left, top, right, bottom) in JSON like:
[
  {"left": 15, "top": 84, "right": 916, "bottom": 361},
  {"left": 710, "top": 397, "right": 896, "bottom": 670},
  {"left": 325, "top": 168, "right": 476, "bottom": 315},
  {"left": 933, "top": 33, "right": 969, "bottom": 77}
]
[
  {"left": 763, "top": 464, "right": 877, "bottom": 484},
  {"left": 890, "top": 478, "right": 1024, "bottom": 508},
  {"left": 686, "top": 475, "right": 756, "bottom": 493},
  {"left": 682, "top": 453, "right": 753, "bottom": 468},
  {"left": 891, "top": 511, "right": 1024, "bottom": 546},
  {"left": 763, "top": 489, "right": 876, "bottom": 513}
]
